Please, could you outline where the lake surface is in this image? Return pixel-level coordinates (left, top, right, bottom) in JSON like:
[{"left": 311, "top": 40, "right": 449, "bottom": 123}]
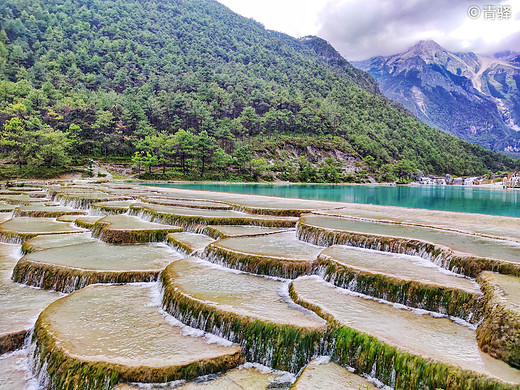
[{"left": 141, "top": 183, "right": 520, "bottom": 218}]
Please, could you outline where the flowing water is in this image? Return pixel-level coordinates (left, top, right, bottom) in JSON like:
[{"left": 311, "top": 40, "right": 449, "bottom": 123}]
[
  {"left": 318, "top": 205, "right": 520, "bottom": 242},
  {"left": 37, "top": 284, "right": 241, "bottom": 367},
  {"left": 13, "top": 204, "right": 86, "bottom": 217},
  {"left": 167, "top": 257, "right": 325, "bottom": 329},
  {"left": 0, "top": 244, "right": 60, "bottom": 341},
  {"left": 133, "top": 203, "right": 249, "bottom": 217},
  {"left": 292, "top": 359, "right": 378, "bottom": 390},
  {"left": 133, "top": 203, "right": 296, "bottom": 222},
  {"left": 0, "top": 203, "right": 15, "bottom": 212},
  {"left": 22, "top": 241, "right": 181, "bottom": 271},
  {"left": 96, "top": 214, "right": 177, "bottom": 231},
  {"left": 292, "top": 277, "right": 520, "bottom": 384},
  {"left": 74, "top": 216, "right": 103, "bottom": 226},
  {"left": 211, "top": 231, "right": 323, "bottom": 261},
  {"left": 0, "top": 349, "right": 38, "bottom": 390},
  {"left": 167, "top": 232, "right": 216, "bottom": 254},
  {"left": 142, "top": 183, "right": 520, "bottom": 217},
  {"left": 483, "top": 272, "right": 520, "bottom": 313},
  {"left": 115, "top": 364, "right": 293, "bottom": 390},
  {"left": 175, "top": 365, "right": 293, "bottom": 389},
  {"left": 0, "top": 194, "right": 47, "bottom": 205},
  {"left": 139, "top": 196, "right": 232, "bottom": 210},
  {"left": 0, "top": 213, "right": 13, "bottom": 223},
  {"left": 22, "top": 232, "right": 96, "bottom": 252},
  {"left": 204, "top": 225, "right": 291, "bottom": 238},
  {"left": 139, "top": 185, "right": 338, "bottom": 211},
  {"left": 302, "top": 215, "right": 520, "bottom": 263},
  {"left": 2, "top": 182, "right": 519, "bottom": 389},
  {"left": 0, "top": 218, "right": 84, "bottom": 235},
  {"left": 91, "top": 200, "right": 137, "bottom": 212},
  {"left": 320, "top": 246, "right": 480, "bottom": 293}
]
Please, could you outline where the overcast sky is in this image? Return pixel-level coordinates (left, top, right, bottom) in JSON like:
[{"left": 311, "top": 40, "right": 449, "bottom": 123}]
[{"left": 216, "top": 0, "right": 520, "bottom": 60}]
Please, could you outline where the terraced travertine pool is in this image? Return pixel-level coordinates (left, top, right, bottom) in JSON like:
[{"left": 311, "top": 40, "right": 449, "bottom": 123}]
[
  {"left": 0, "top": 243, "right": 60, "bottom": 355},
  {"left": 1, "top": 181, "right": 519, "bottom": 390},
  {"left": 291, "top": 277, "right": 520, "bottom": 384},
  {"left": 319, "top": 245, "right": 479, "bottom": 292},
  {"left": 163, "top": 257, "right": 325, "bottom": 329},
  {"left": 301, "top": 214, "right": 520, "bottom": 264}
]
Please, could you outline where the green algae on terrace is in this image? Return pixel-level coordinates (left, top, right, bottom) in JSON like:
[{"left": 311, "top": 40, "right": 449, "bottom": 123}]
[
  {"left": 203, "top": 225, "right": 291, "bottom": 239},
  {"left": 56, "top": 214, "right": 81, "bottom": 222},
  {"left": 0, "top": 243, "right": 60, "bottom": 354},
  {"left": 301, "top": 214, "right": 520, "bottom": 264},
  {"left": 317, "top": 245, "right": 482, "bottom": 322},
  {"left": 167, "top": 232, "right": 215, "bottom": 255},
  {"left": 176, "top": 365, "right": 292, "bottom": 389},
  {"left": 319, "top": 205, "right": 520, "bottom": 243},
  {"left": 21, "top": 232, "right": 96, "bottom": 254},
  {"left": 33, "top": 284, "right": 243, "bottom": 389},
  {"left": 161, "top": 257, "right": 326, "bottom": 372},
  {"left": 0, "top": 202, "right": 16, "bottom": 212},
  {"left": 0, "top": 217, "right": 85, "bottom": 243},
  {"left": 164, "top": 257, "right": 325, "bottom": 329},
  {"left": 13, "top": 241, "right": 183, "bottom": 292},
  {"left": 114, "top": 365, "right": 291, "bottom": 390},
  {"left": 290, "top": 359, "right": 377, "bottom": 390},
  {"left": 204, "top": 231, "right": 323, "bottom": 278},
  {"left": 130, "top": 203, "right": 298, "bottom": 228},
  {"left": 53, "top": 191, "right": 132, "bottom": 209},
  {"left": 137, "top": 185, "right": 341, "bottom": 216},
  {"left": 139, "top": 195, "right": 232, "bottom": 210},
  {"left": 7, "top": 186, "right": 43, "bottom": 192},
  {"left": 91, "top": 200, "right": 137, "bottom": 214},
  {"left": 73, "top": 215, "right": 103, "bottom": 228},
  {"left": 0, "top": 193, "right": 48, "bottom": 205},
  {"left": 298, "top": 214, "right": 520, "bottom": 277},
  {"left": 477, "top": 272, "right": 520, "bottom": 369},
  {"left": 290, "top": 277, "right": 520, "bottom": 388},
  {"left": 92, "top": 214, "right": 182, "bottom": 243},
  {"left": 13, "top": 204, "right": 87, "bottom": 218}
]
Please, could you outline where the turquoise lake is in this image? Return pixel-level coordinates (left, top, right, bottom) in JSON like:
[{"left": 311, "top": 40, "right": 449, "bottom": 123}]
[{"left": 142, "top": 183, "right": 520, "bottom": 218}]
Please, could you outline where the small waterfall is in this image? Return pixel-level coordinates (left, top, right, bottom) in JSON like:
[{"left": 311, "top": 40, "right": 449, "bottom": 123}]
[
  {"left": 202, "top": 246, "right": 311, "bottom": 279},
  {"left": 297, "top": 222, "right": 520, "bottom": 278},
  {"left": 12, "top": 259, "right": 160, "bottom": 293},
  {"left": 159, "top": 271, "right": 327, "bottom": 373}
]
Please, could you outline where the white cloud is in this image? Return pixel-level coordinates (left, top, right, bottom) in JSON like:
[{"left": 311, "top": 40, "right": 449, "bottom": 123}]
[
  {"left": 216, "top": 0, "right": 520, "bottom": 60},
  {"left": 216, "top": 0, "right": 329, "bottom": 37}
]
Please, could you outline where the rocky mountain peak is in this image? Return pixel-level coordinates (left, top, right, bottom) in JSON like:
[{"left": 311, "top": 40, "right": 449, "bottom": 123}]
[{"left": 353, "top": 41, "right": 520, "bottom": 153}]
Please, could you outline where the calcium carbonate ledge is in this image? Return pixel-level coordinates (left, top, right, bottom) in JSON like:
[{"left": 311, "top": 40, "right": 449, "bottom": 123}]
[
  {"left": 32, "top": 285, "right": 243, "bottom": 390},
  {"left": 203, "top": 232, "right": 322, "bottom": 279},
  {"left": 316, "top": 246, "right": 483, "bottom": 323},
  {"left": 129, "top": 203, "right": 298, "bottom": 230},
  {"left": 297, "top": 216, "right": 520, "bottom": 278},
  {"left": 289, "top": 277, "right": 520, "bottom": 390},
  {"left": 166, "top": 232, "right": 215, "bottom": 256},
  {"left": 91, "top": 215, "right": 182, "bottom": 244},
  {"left": 160, "top": 258, "right": 327, "bottom": 373},
  {"left": 477, "top": 272, "right": 520, "bottom": 369},
  {"left": 12, "top": 242, "right": 181, "bottom": 293}
]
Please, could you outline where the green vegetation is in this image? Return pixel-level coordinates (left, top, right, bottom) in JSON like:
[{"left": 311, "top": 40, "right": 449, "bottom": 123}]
[{"left": 0, "top": 0, "right": 518, "bottom": 181}]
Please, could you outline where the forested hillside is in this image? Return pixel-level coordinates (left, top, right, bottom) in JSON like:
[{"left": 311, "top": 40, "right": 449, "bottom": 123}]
[{"left": 0, "top": 0, "right": 517, "bottom": 181}]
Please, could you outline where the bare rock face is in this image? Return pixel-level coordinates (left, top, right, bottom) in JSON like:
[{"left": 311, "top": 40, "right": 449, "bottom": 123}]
[{"left": 354, "top": 40, "right": 520, "bottom": 152}]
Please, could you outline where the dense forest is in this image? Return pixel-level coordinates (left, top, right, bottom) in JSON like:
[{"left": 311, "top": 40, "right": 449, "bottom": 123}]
[{"left": 0, "top": 0, "right": 517, "bottom": 181}]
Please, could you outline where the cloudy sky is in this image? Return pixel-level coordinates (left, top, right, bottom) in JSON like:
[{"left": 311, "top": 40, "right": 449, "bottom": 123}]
[{"left": 216, "top": 0, "right": 520, "bottom": 60}]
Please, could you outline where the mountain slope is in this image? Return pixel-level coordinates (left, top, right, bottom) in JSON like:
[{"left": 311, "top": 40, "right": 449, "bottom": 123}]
[
  {"left": 354, "top": 40, "right": 520, "bottom": 153},
  {"left": 0, "top": 0, "right": 517, "bottom": 177}
]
